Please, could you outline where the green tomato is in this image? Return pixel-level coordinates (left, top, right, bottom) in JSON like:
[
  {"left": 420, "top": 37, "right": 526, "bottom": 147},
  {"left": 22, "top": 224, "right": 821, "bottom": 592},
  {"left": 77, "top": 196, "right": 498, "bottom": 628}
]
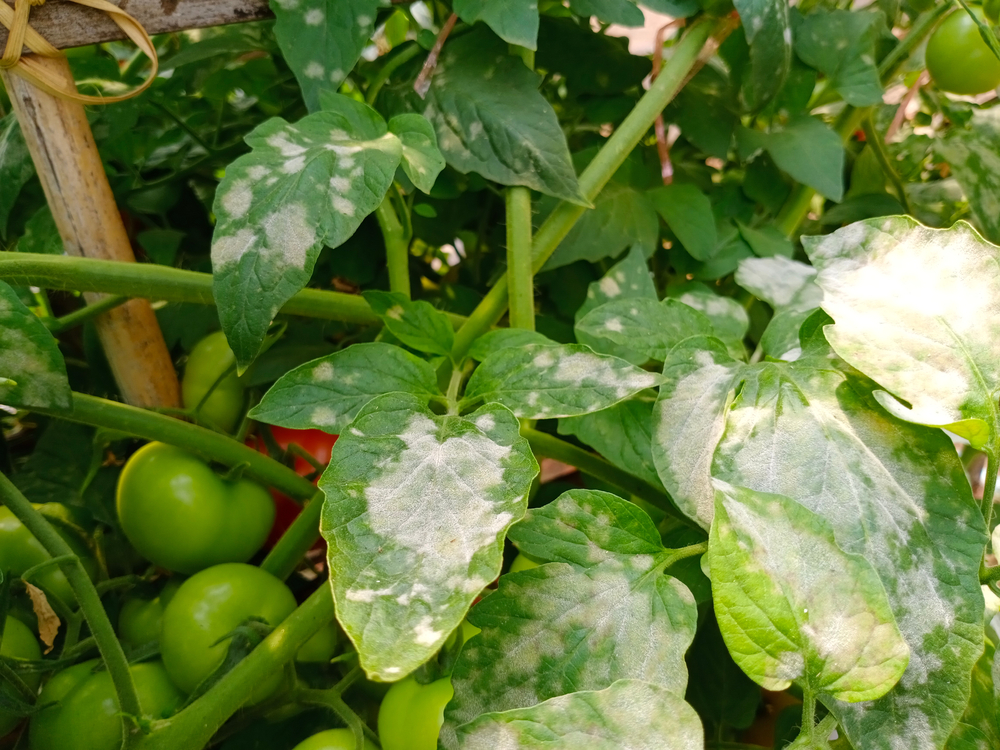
[
  {"left": 182, "top": 331, "right": 245, "bottom": 432},
  {"left": 377, "top": 676, "right": 454, "bottom": 750},
  {"left": 926, "top": 8, "right": 1000, "bottom": 95},
  {"left": 116, "top": 442, "right": 274, "bottom": 574},
  {"left": 0, "top": 504, "right": 95, "bottom": 606},
  {"left": 159, "top": 563, "right": 296, "bottom": 697},
  {"left": 118, "top": 579, "right": 181, "bottom": 649},
  {"left": 508, "top": 552, "right": 542, "bottom": 573},
  {"left": 0, "top": 616, "right": 42, "bottom": 736},
  {"left": 29, "top": 660, "right": 183, "bottom": 750},
  {"left": 296, "top": 620, "right": 340, "bottom": 663},
  {"left": 292, "top": 729, "right": 378, "bottom": 750}
]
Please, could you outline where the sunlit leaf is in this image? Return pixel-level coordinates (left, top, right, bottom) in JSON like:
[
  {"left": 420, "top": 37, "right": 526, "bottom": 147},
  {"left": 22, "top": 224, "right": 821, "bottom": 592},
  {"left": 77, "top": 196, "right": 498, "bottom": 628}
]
[
  {"left": 736, "top": 256, "right": 822, "bottom": 359},
  {"left": 468, "top": 329, "right": 554, "bottom": 362},
  {"left": 944, "top": 639, "right": 1000, "bottom": 750},
  {"left": 319, "top": 393, "right": 537, "bottom": 681},
  {"left": 388, "top": 114, "right": 445, "bottom": 194},
  {"left": 669, "top": 282, "right": 749, "bottom": 360}
]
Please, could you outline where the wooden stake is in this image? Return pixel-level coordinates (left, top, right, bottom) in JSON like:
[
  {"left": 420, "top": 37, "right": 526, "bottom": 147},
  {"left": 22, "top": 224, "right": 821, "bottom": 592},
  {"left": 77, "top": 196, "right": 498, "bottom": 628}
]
[{"left": 2, "top": 56, "right": 181, "bottom": 409}]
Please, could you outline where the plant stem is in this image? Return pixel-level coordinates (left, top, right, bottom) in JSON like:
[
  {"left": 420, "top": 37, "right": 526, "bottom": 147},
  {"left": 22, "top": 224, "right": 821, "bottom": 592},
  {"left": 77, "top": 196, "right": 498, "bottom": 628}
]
[
  {"left": 860, "top": 116, "right": 912, "bottom": 214},
  {"left": 377, "top": 196, "right": 411, "bottom": 299},
  {"left": 662, "top": 542, "right": 708, "bottom": 570},
  {"left": 981, "top": 448, "right": 998, "bottom": 529},
  {"left": 260, "top": 492, "right": 324, "bottom": 581},
  {"left": 0, "top": 254, "right": 467, "bottom": 329},
  {"left": 506, "top": 186, "right": 535, "bottom": 331},
  {"left": 801, "top": 691, "right": 817, "bottom": 746},
  {"left": 36, "top": 393, "right": 316, "bottom": 501},
  {"left": 521, "top": 427, "right": 700, "bottom": 531},
  {"left": 0, "top": 472, "right": 142, "bottom": 739},
  {"left": 139, "top": 585, "right": 335, "bottom": 750},
  {"left": 450, "top": 17, "right": 723, "bottom": 361},
  {"left": 366, "top": 42, "right": 423, "bottom": 105},
  {"left": 44, "top": 294, "right": 129, "bottom": 333}
]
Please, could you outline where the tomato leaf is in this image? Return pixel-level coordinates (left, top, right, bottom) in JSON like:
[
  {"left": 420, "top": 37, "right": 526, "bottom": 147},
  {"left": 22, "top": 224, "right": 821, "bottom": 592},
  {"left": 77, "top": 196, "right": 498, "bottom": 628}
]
[
  {"left": 455, "top": 679, "right": 705, "bottom": 750},
  {"left": 462, "top": 344, "right": 665, "bottom": 418},
  {"left": 709, "top": 481, "right": 910, "bottom": 701},
  {"left": 249, "top": 343, "right": 440, "bottom": 433},
  {"left": 211, "top": 98, "right": 402, "bottom": 369},
  {"left": 0, "top": 114, "right": 34, "bottom": 241},
  {"left": 804, "top": 217, "right": 1000, "bottom": 449},
  {"left": 736, "top": 221, "right": 795, "bottom": 259},
  {"left": 668, "top": 282, "right": 750, "bottom": 360},
  {"left": 648, "top": 184, "right": 718, "bottom": 261},
  {"left": 271, "top": 0, "right": 381, "bottom": 113},
  {"left": 319, "top": 393, "right": 537, "bottom": 681},
  {"left": 733, "top": 0, "right": 793, "bottom": 110},
  {"left": 575, "top": 298, "right": 714, "bottom": 363},
  {"left": 362, "top": 291, "right": 455, "bottom": 358},
  {"left": 793, "top": 9, "right": 886, "bottom": 107},
  {"left": 387, "top": 114, "right": 445, "bottom": 195},
  {"left": 943, "top": 639, "right": 1000, "bottom": 749},
  {"left": 735, "top": 255, "right": 822, "bottom": 359},
  {"left": 738, "top": 117, "right": 845, "bottom": 201},
  {"left": 441, "top": 490, "right": 698, "bottom": 748},
  {"left": 935, "top": 108, "right": 1000, "bottom": 245},
  {"left": 468, "top": 329, "right": 554, "bottom": 362},
  {"left": 453, "top": 0, "right": 539, "bottom": 49},
  {"left": 566, "top": 0, "right": 644, "bottom": 25},
  {"left": 0, "top": 280, "right": 71, "bottom": 410}
]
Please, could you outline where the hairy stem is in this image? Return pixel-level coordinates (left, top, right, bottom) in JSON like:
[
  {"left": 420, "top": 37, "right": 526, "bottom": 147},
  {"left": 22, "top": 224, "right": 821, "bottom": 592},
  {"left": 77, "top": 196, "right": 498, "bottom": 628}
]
[
  {"left": 377, "top": 196, "right": 411, "bottom": 299},
  {"left": 260, "top": 492, "right": 324, "bottom": 581},
  {"left": 506, "top": 186, "right": 535, "bottom": 331},
  {"left": 981, "top": 447, "right": 998, "bottom": 530},
  {"left": 860, "top": 115, "right": 913, "bottom": 214}
]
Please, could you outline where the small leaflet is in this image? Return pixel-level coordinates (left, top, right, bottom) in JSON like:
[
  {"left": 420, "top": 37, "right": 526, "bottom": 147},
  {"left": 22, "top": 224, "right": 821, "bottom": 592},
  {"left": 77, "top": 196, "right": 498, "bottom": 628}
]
[
  {"left": 738, "top": 116, "right": 845, "bottom": 201},
  {"left": 453, "top": 0, "right": 539, "bottom": 49},
  {"left": 733, "top": 0, "right": 792, "bottom": 110},
  {"left": 648, "top": 183, "right": 718, "bottom": 261},
  {"left": 363, "top": 291, "right": 455, "bottom": 358}
]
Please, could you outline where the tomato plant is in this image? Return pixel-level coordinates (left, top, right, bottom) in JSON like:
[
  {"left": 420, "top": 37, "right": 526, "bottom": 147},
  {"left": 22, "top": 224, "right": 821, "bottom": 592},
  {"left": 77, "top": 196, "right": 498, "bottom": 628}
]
[{"left": 2, "top": 0, "right": 1000, "bottom": 749}]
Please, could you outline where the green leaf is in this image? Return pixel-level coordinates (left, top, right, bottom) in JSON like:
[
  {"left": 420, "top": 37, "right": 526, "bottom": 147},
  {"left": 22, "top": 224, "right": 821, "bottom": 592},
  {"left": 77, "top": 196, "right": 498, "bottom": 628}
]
[
  {"left": 575, "top": 298, "right": 714, "bottom": 363},
  {"left": 804, "top": 217, "right": 1000, "bottom": 449},
  {"left": 456, "top": 679, "right": 705, "bottom": 750},
  {"left": 388, "top": 114, "right": 445, "bottom": 194},
  {"left": 737, "top": 221, "right": 795, "bottom": 258},
  {"left": 559, "top": 393, "right": 663, "bottom": 490},
  {"left": 363, "top": 291, "right": 455, "bottom": 358},
  {"left": 669, "top": 282, "right": 749, "bottom": 360},
  {"left": 17, "top": 207, "right": 63, "bottom": 256},
  {"left": 567, "top": 0, "right": 644, "bottom": 26},
  {"left": 319, "top": 393, "right": 537, "bottom": 681},
  {"left": 387, "top": 29, "right": 584, "bottom": 204},
  {"left": 652, "top": 336, "right": 743, "bottom": 529},
  {"left": 710, "top": 336, "right": 987, "bottom": 749},
  {"left": 249, "top": 343, "right": 440, "bottom": 433},
  {"left": 542, "top": 181, "right": 659, "bottom": 270},
  {"left": 710, "top": 481, "right": 909, "bottom": 701},
  {"left": 685, "top": 611, "right": 760, "bottom": 733},
  {"left": 453, "top": 0, "right": 539, "bottom": 49},
  {"left": 738, "top": 117, "right": 845, "bottom": 201},
  {"left": 574, "top": 245, "right": 658, "bottom": 366},
  {"left": 271, "top": 0, "right": 381, "bottom": 113},
  {"left": 935, "top": 108, "right": 1000, "bottom": 244},
  {"left": 463, "top": 343, "right": 665, "bottom": 419},
  {"left": 733, "top": 0, "right": 793, "bottom": 110},
  {"left": 441, "top": 490, "right": 698, "bottom": 747},
  {"left": 793, "top": 9, "right": 886, "bottom": 107},
  {"left": 648, "top": 184, "right": 718, "bottom": 261},
  {"left": 468, "top": 329, "right": 554, "bottom": 362},
  {"left": 944, "top": 639, "right": 1000, "bottom": 750},
  {"left": 735, "top": 256, "right": 822, "bottom": 359},
  {"left": 0, "top": 280, "right": 71, "bottom": 410},
  {"left": 211, "top": 101, "right": 402, "bottom": 369},
  {"left": 0, "top": 114, "right": 34, "bottom": 240}
]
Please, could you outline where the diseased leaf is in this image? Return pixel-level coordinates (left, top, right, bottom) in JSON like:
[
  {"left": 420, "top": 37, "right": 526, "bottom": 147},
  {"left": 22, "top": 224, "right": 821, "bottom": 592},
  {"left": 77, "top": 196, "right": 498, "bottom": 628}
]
[
  {"left": 363, "top": 291, "right": 455, "bottom": 358},
  {"left": 249, "top": 343, "right": 440, "bottom": 433},
  {"left": 804, "top": 218, "right": 1000, "bottom": 449},
  {"left": 685, "top": 611, "right": 760, "bottom": 733},
  {"left": 453, "top": 0, "right": 539, "bottom": 49},
  {"left": 386, "top": 28, "right": 584, "bottom": 203},
  {"left": 575, "top": 298, "right": 714, "bottom": 363},
  {"left": 936, "top": 108, "right": 1000, "bottom": 244},
  {"left": 271, "top": 0, "right": 381, "bottom": 113},
  {"left": 736, "top": 256, "right": 822, "bottom": 359},
  {"left": 0, "top": 114, "right": 34, "bottom": 240},
  {"left": 319, "top": 393, "right": 537, "bottom": 681},
  {"left": 388, "top": 114, "right": 445, "bottom": 194},
  {"left": 211, "top": 98, "right": 402, "bottom": 368},
  {"left": 456, "top": 680, "right": 705, "bottom": 750},
  {"left": 944, "top": 639, "right": 1000, "bottom": 750},
  {"left": 669, "top": 282, "right": 749, "bottom": 360},
  {"left": 468, "top": 329, "right": 554, "bottom": 362},
  {"left": 710, "top": 481, "right": 910, "bottom": 701},
  {"left": 738, "top": 117, "right": 845, "bottom": 201},
  {"left": 463, "top": 343, "right": 665, "bottom": 419},
  {"left": 793, "top": 9, "right": 886, "bottom": 107},
  {"left": 559, "top": 393, "right": 664, "bottom": 490},
  {"left": 648, "top": 184, "right": 718, "bottom": 261},
  {"left": 734, "top": 0, "right": 792, "bottom": 110},
  {"left": 0, "top": 280, "right": 71, "bottom": 410},
  {"left": 441, "top": 490, "right": 698, "bottom": 748}
]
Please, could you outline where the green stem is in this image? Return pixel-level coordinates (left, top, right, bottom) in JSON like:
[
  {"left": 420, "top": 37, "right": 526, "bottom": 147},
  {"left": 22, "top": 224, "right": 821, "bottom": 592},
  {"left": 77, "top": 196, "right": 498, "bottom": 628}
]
[
  {"left": 980, "top": 563, "right": 1000, "bottom": 585},
  {"left": 801, "top": 691, "right": 817, "bottom": 746},
  {"left": 377, "top": 196, "right": 411, "bottom": 299},
  {"left": 366, "top": 42, "right": 423, "bottom": 105},
  {"left": 981, "top": 448, "right": 998, "bottom": 530},
  {"left": 260, "top": 491, "right": 324, "bottom": 581},
  {"left": 138, "top": 585, "right": 335, "bottom": 750},
  {"left": 521, "top": 427, "right": 700, "bottom": 531},
  {"left": 0, "top": 254, "right": 467, "bottom": 330},
  {"left": 449, "top": 17, "right": 722, "bottom": 361},
  {"left": 44, "top": 294, "right": 129, "bottom": 333},
  {"left": 661, "top": 542, "right": 708, "bottom": 570},
  {"left": 860, "top": 116, "right": 913, "bottom": 214},
  {"left": 0, "top": 472, "right": 143, "bottom": 738},
  {"left": 506, "top": 186, "right": 535, "bottom": 331},
  {"left": 37, "top": 393, "right": 316, "bottom": 501}
]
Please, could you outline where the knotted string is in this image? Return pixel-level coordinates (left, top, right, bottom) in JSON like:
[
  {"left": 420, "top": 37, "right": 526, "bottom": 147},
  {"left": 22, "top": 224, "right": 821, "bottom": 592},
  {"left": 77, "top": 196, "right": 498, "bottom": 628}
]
[{"left": 0, "top": 0, "right": 158, "bottom": 103}]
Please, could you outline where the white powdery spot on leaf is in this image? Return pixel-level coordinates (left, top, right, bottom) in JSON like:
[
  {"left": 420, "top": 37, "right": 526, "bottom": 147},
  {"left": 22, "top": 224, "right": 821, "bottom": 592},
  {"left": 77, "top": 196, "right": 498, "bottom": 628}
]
[
  {"left": 304, "top": 8, "right": 324, "bottom": 25},
  {"left": 550, "top": 352, "right": 658, "bottom": 397},
  {"left": 310, "top": 405, "right": 339, "bottom": 426},
  {"left": 312, "top": 361, "right": 334, "bottom": 381},
  {"left": 282, "top": 155, "right": 307, "bottom": 173},
  {"left": 332, "top": 195, "right": 355, "bottom": 216},
  {"left": 598, "top": 276, "right": 622, "bottom": 298},
  {"left": 221, "top": 180, "right": 253, "bottom": 219},
  {"left": 414, "top": 616, "right": 443, "bottom": 646},
  {"left": 247, "top": 165, "right": 270, "bottom": 181},
  {"left": 213, "top": 227, "right": 258, "bottom": 267},
  {"left": 329, "top": 175, "right": 350, "bottom": 192},
  {"left": 262, "top": 203, "right": 317, "bottom": 271},
  {"left": 304, "top": 61, "right": 325, "bottom": 80},
  {"left": 267, "top": 131, "right": 308, "bottom": 157}
]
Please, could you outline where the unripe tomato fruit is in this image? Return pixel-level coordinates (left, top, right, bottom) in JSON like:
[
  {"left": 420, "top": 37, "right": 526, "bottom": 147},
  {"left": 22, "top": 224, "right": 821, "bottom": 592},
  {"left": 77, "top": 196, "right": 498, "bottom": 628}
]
[
  {"left": 377, "top": 675, "right": 454, "bottom": 750},
  {"left": 118, "top": 578, "right": 181, "bottom": 650},
  {"left": 926, "top": 9, "right": 1000, "bottom": 95},
  {"left": 0, "top": 503, "right": 95, "bottom": 606},
  {"left": 508, "top": 552, "right": 542, "bottom": 573},
  {"left": 292, "top": 728, "right": 378, "bottom": 750},
  {"left": 29, "top": 660, "right": 183, "bottom": 750},
  {"left": 0, "top": 616, "right": 42, "bottom": 736},
  {"left": 116, "top": 442, "right": 274, "bottom": 574},
  {"left": 182, "top": 330, "right": 245, "bottom": 432}
]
